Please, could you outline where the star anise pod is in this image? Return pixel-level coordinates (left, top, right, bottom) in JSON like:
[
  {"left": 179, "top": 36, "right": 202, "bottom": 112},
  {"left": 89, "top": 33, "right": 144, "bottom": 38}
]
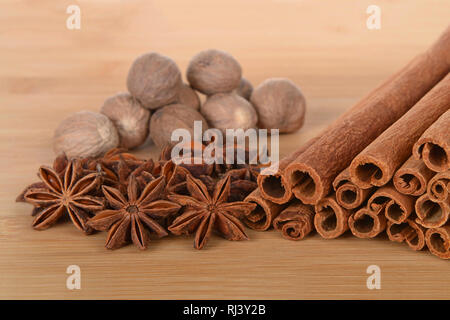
[
  {"left": 213, "top": 143, "right": 261, "bottom": 201},
  {"left": 23, "top": 160, "right": 105, "bottom": 233},
  {"left": 16, "top": 153, "right": 70, "bottom": 202},
  {"left": 87, "top": 175, "right": 181, "bottom": 250},
  {"left": 167, "top": 175, "right": 256, "bottom": 249},
  {"left": 160, "top": 141, "right": 215, "bottom": 178},
  {"left": 88, "top": 149, "right": 158, "bottom": 194},
  {"left": 225, "top": 167, "right": 260, "bottom": 202}
]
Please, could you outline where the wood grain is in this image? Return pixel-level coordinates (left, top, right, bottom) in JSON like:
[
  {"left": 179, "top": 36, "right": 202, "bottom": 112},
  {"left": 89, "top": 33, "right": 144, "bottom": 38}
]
[{"left": 0, "top": 0, "right": 449, "bottom": 299}]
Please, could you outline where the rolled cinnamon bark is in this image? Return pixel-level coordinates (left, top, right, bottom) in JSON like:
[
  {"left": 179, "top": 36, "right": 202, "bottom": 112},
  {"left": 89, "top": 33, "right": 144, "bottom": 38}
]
[
  {"left": 393, "top": 156, "right": 435, "bottom": 196},
  {"left": 258, "top": 137, "right": 319, "bottom": 204},
  {"left": 333, "top": 167, "right": 372, "bottom": 209},
  {"left": 427, "top": 170, "right": 450, "bottom": 202},
  {"left": 415, "top": 193, "right": 450, "bottom": 228},
  {"left": 350, "top": 74, "right": 450, "bottom": 188},
  {"left": 273, "top": 200, "right": 314, "bottom": 240},
  {"left": 348, "top": 207, "right": 387, "bottom": 239},
  {"left": 386, "top": 219, "right": 426, "bottom": 251},
  {"left": 413, "top": 110, "right": 450, "bottom": 172},
  {"left": 425, "top": 225, "right": 450, "bottom": 259},
  {"left": 257, "top": 73, "right": 398, "bottom": 205},
  {"left": 366, "top": 184, "right": 416, "bottom": 223},
  {"left": 314, "top": 195, "right": 352, "bottom": 239},
  {"left": 243, "top": 189, "right": 286, "bottom": 231},
  {"left": 285, "top": 27, "right": 450, "bottom": 205}
]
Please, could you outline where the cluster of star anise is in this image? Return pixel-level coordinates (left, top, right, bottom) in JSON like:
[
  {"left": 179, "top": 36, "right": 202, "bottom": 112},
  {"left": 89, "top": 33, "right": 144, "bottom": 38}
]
[{"left": 17, "top": 145, "right": 260, "bottom": 250}]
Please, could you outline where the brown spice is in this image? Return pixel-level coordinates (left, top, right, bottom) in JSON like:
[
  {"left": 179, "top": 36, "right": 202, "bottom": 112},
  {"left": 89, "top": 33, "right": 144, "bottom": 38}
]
[
  {"left": 413, "top": 109, "right": 450, "bottom": 172},
  {"left": 425, "top": 225, "right": 450, "bottom": 259},
  {"left": 367, "top": 184, "right": 416, "bottom": 224},
  {"left": 226, "top": 167, "right": 259, "bottom": 202},
  {"left": 187, "top": 49, "right": 242, "bottom": 95},
  {"left": 386, "top": 219, "right": 426, "bottom": 251},
  {"left": 89, "top": 149, "right": 157, "bottom": 194},
  {"left": 167, "top": 175, "right": 256, "bottom": 249},
  {"left": 250, "top": 78, "right": 306, "bottom": 133},
  {"left": 273, "top": 200, "right": 314, "bottom": 241},
  {"left": 243, "top": 189, "right": 287, "bottom": 231},
  {"left": 149, "top": 104, "right": 209, "bottom": 148},
  {"left": 393, "top": 156, "right": 434, "bottom": 196},
  {"left": 201, "top": 93, "right": 258, "bottom": 133},
  {"left": 350, "top": 74, "right": 450, "bottom": 188},
  {"left": 285, "top": 27, "right": 450, "bottom": 205},
  {"left": 234, "top": 77, "right": 253, "bottom": 100},
  {"left": 348, "top": 207, "right": 387, "bottom": 239},
  {"left": 100, "top": 93, "right": 150, "bottom": 150},
  {"left": 415, "top": 193, "right": 449, "bottom": 228},
  {"left": 177, "top": 83, "right": 201, "bottom": 110},
  {"left": 314, "top": 194, "right": 352, "bottom": 239},
  {"left": 88, "top": 175, "right": 180, "bottom": 250},
  {"left": 127, "top": 52, "right": 182, "bottom": 109},
  {"left": 427, "top": 170, "right": 450, "bottom": 203},
  {"left": 53, "top": 111, "right": 119, "bottom": 159},
  {"left": 24, "top": 161, "right": 105, "bottom": 233},
  {"left": 258, "top": 136, "right": 319, "bottom": 204},
  {"left": 333, "top": 167, "right": 373, "bottom": 209},
  {"left": 17, "top": 153, "right": 69, "bottom": 202}
]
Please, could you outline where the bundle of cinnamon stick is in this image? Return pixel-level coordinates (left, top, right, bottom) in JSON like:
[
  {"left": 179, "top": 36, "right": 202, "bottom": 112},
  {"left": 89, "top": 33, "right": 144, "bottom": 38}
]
[{"left": 244, "top": 25, "right": 450, "bottom": 260}]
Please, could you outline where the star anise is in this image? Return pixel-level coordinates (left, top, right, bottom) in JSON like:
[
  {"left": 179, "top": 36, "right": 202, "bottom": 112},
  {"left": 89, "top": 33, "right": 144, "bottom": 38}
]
[
  {"left": 16, "top": 153, "right": 69, "bottom": 202},
  {"left": 23, "top": 160, "right": 105, "bottom": 233},
  {"left": 87, "top": 175, "right": 181, "bottom": 250},
  {"left": 225, "top": 166, "right": 260, "bottom": 201},
  {"left": 88, "top": 148, "right": 158, "bottom": 194},
  {"left": 167, "top": 175, "right": 256, "bottom": 249}
]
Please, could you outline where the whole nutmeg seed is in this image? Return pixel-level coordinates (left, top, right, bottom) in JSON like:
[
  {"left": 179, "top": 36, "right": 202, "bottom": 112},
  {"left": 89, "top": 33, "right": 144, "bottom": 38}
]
[
  {"left": 150, "top": 104, "right": 209, "bottom": 148},
  {"left": 53, "top": 111, "right": 119, "bottom": 159},
  {"left": 100, "top": 92, "right": 150, "bottom": 149},
  {"left": 127, "top": 52, "right": 182, "bottom": 110},
  {"left": 177, "top": 83, "right": 201, "bottom": 110},
  {"left": 187, "top": 49, "right": 242, "bottom": 95},
  {"left": 250, "top": 78, "right": 306, "bottom": 133},
  {"left": 234, "top": 77, "right": 253, "bottom": 100},
  {"left": 201, "top": 93, "right": 258, "bottom": 133}
]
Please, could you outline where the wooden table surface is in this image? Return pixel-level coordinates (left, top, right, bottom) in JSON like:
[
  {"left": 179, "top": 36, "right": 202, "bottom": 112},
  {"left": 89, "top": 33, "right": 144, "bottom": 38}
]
[{"left": 1, "top": 0, "right": 449, "bottom": 299}]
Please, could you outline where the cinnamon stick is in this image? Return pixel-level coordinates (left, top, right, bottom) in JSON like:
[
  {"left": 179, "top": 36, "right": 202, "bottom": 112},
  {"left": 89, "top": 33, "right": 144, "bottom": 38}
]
[
  {"left": 413, "top": 109, "right": 450, "bottom": 172},
  {"left": 350, "top": 74, "right": 450, "bottom": 188},
  {"left": 425, "top": 225, "right": 450, "bottom": 259},
  {"left": 333, "top": 167, "right": 372, "bottom": 209},
  {"left": 348, "top": 207, "right": 387, "bottom": 239},
  {"left": 273, "top": 200, "right": 314, "bottom": 240},
  {"left": 393, "top": 156, "right": 434, "bottom": 196},
  {"left": 243, "top": 189, "right": 286, "bottom": 231},
  {"left": 314, "top": 194, "right": 352, "bottom": 239},
  {"left": 415, "top": 193, "right": 449, "bottom": 228},
  {"left": 258, "top": 136, "right": 319, "bottom": 204},
  {"left": 367, "top": 184, "right": 416, "bottom": 224},
  {"left": 386, "top": 219, "right": 426, "bottom": 251},
  {"left": 284, "top": 26, "right": 450, "bottom": 205},
  {"left": 427, "top": 170, "right": 450, "bottom": 203},
  {"left": 257, "top": 70, "right": 400, "bottom": 205}
]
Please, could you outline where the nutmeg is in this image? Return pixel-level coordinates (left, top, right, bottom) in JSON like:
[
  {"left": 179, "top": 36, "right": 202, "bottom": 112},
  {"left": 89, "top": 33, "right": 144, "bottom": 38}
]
[
  {"left": 53, "top": 111, "right": 119, "bottom": 159},
  {"left": 201, "top": 93, "right": 257, "bottom": 133},
  {"left": 187, "top": 49, "right": 242, "bottom": 95},
  {"left": 234, "top": 77, "right": 253, "bottom": 100},
  {"left": 150, "top": 104, "right": 209, "bottom": 148},
  {"left": 177, "top": 83, "right": 201, "bottom": 110},
  {"left": 100, "top": 93, "right": 150, "bottom": 149},
  {"left": 127, "top": 52, "right": 182, "bottom": 110},
  {"left": 250, "top": 78, "right": 306, "bottom": 133}
]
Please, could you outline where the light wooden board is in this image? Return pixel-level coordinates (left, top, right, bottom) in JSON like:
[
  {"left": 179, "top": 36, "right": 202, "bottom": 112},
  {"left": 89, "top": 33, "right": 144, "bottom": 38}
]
[{"left": 0, "top": 0, "right": 449, "bottom": 299}]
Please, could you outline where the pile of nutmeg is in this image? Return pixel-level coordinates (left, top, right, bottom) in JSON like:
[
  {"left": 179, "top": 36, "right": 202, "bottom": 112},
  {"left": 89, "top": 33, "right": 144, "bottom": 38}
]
[{"left": 53, "top": 50, "right": 306, "bottom": 159}]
